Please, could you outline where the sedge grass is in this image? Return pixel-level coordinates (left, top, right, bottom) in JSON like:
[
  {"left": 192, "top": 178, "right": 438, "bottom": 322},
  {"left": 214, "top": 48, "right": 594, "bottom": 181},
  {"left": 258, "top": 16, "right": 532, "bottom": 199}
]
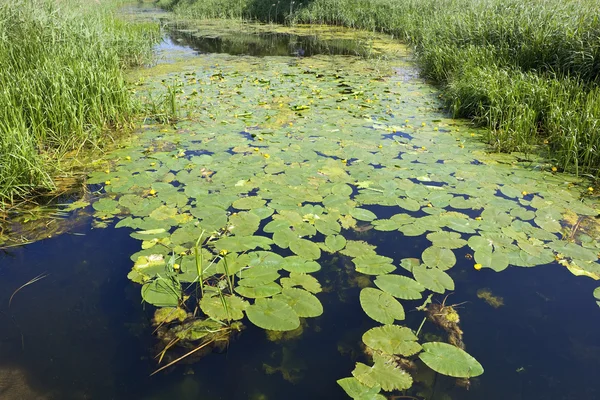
[{"left": 0, "top": 0, "right": 159, "bottom": 204}]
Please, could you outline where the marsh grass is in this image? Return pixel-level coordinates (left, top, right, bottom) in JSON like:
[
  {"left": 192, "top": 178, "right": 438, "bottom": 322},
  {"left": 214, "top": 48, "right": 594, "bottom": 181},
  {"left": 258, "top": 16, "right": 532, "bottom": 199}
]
[
  {"left": 0, "top": 0, "right": 159, "bottom": 204},
  {"left": 164, "top": 0, "right": 600, "bottom": 176}
]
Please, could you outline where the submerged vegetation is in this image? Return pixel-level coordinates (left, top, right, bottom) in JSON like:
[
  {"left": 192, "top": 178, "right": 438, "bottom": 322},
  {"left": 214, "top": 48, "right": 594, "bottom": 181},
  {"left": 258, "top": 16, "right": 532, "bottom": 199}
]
[
  {"left": 0, "top": 0, "right": 158, "bottom": 204},
  {"left": 161, "top": 0, "right": 600, "bottom": 178}
]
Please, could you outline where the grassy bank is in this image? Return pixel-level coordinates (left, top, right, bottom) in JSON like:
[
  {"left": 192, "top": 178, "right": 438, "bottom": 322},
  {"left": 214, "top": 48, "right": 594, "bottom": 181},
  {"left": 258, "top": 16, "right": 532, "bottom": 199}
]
[
  {"left": 160, "top": 0, "right": 600, "bottom": 178},
  {"left": 0, "top": 0, "right": 159, "bottom": 203}
]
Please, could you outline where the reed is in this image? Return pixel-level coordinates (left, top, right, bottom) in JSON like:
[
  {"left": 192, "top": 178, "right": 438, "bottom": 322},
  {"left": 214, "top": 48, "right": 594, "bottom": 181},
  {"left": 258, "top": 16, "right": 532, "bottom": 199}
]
[{"left": 0, "top": 0, "right": 159, "bottom": 203}]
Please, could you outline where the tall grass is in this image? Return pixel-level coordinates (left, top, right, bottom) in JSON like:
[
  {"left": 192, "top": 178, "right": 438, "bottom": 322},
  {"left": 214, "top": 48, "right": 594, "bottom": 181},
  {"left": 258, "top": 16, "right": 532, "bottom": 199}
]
[
  {"left": 164, "top": 0, "right": 600, "bottom": 177},
  {"left": 0, "top": 0, "right": 159, "bottom": 203}
]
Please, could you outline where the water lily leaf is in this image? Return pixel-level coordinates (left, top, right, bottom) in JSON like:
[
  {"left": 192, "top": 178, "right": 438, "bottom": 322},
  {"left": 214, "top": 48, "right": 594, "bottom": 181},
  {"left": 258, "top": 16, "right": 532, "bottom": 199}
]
[
  {"left": 374, "top": 274, "right": 424, "bottom": 300},
  {"left": 153, "top": 307, "right": 187, "bottom": 326},
  {"left": 350, "top": 208, "right": 377, "bottom": 221},
  {"left": 237, "top": 265, "right": 280, "bottom": 287},
  {"left": 418, "top": 342, "right": 484, "bottom": 378},
  {"left": 245, "top": 298, "right": 300, "bottom": 331},
  {"left": 395, "top": 198, "right": 421, "bottom": 212},
  {"left": 213, "top": 236, "right": 273, "bottom": 252},
  {"left": 275, "top": 288, "right": 323, "bottom": 318},
  {"left": 200, "top": 294, "right": 248, "bottom": 321},
  {"left": 273, "top": 228, "right": 297, "bottom": 249},
  {"left": 92, "top": 198, "right": 120, "bottom": 214},
  {"left": 280, "top": 272, "right": 322, "bottom": 293},
  {"left": 426, "top": 231, "right": 467, "bottom": 249},
  {"left": 332, "top": 183, "right": 353, "bottom": 197},
  {"left": 353, "top": 254, "right": 396, "bottom": 275},
  {"left": 359, "top": 287, "right": 405, "bottom": 324},
  {"left": 340, "top": 240, "right": 377, "bottom": 258},
  {"left": 362, "top": 325, "right": 421, "bottom": 356},
  {"left": 594, "top": 287, "right": 600, "bottom": 300},
  {"left": 289, "top": 238, "right": 321, "bottom": 260},
  {"left": 325, "top": 234, "right": 347, "bottom": 252},
  {"left": 149, "top": 205, "right": 178, "bottom": 221},
  {"left": 315, "top": 214, "right": 342, "bottom": 235},
  {"left": 337, "top": 377, "right": 385, "bottom": 400},
  {"left": 412, "top": 265, "right": 454, "bottom": 293},
  {"left": 232, "top": 196, "right": 266, "bottom": 210},
  {"left": 235, "top": 282, "right": 282, "bottom": 298},
  {"left": 352, "top": 356, "right": 413, "bottom": 391},
  {"left": 141, "top": 277, "right": 181, "bottom": 307},
  {"left": 281, "top": 256, "right": 321, "bottom": 273},
  {"left": 421, "top": 246, "right": 456, "bottom": 270},
  {"left": 474, "top": 250, "right": 509, "bottom": 272},
  {"left": 174, "top": 318, "right": 224, "bottom": 341},
  {"left": 229, "top": 211, "right": 261, "bottom": 236}
]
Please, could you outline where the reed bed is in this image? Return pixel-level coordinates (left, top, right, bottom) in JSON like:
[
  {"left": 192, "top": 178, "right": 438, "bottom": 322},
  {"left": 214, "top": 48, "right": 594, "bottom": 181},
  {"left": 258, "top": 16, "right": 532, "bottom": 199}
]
[
  {"left": 162, "top": 0, "right": 600, "bottom": 177},
  {"left": 0, "top": 0, "right": 158, "bottom": 203}
]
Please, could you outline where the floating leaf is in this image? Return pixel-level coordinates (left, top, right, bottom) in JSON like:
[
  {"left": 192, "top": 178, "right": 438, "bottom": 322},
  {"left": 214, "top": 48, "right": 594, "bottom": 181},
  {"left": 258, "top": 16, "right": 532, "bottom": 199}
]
[
  {"left": 289, "top": 238, "right": 321, "bottom": 260},
  {"left": 325, "top": 234, "right": 347, "bottom": 252},
  {"left": 474, "top": 250, "right": 509, "bottom": 272},
  {"left": 421, "top": 246, "right": 456, "bottom": 270},
  {"left": 374, "top": 274, "right": 424, "bottom": 300},
  {"left": 200, "top": 294, "right": 248, "bottom": 321},
  {"left": 419, "top": 342, "right": 484, "bottom": 378},
  {"left": 362, "top": 325, "right": 421, "bottom": 356},
  {"left": 352, "top": 355, "right": 413, "bottom": 391},
  {"left": 359, "top": 288, "right": 405, "bottom": 324},
  {"left": 337, "top": 377, "right": 385, "bottom": 400},
  {"left": 245, "top": 298, "right": 300, "bottom": 331},
  {"left": 141, "top": 277, "right": 181, "bottom": 307},
  {"left": 412, "top": 264, "right": 454, "bottom": 293},
  {"left": 232, "top": 196, "right": 266, "bottom": 210},
  {"left": 280, "top": 272, "right": 322, "bottom": 293},
  {"left": 276, "top": 288, "right": 323, "bottom": 318},
  {"left": 281, "top": 256, "right": 321, "bottom": 273},
  {"left": 350, "top": 208, "right": 377, "bottom": 221},
  {"left": 353, "top": 254, "right": 396, "bottom": 275},
  {"left": 235, "top": 282, "right": 282, "bottom": 298},
  {"left": 237, "top": 266, "right": 280, "bottom": 287},
  {"left": 426, "top": 231, "right": 467, "bottom": 249}
]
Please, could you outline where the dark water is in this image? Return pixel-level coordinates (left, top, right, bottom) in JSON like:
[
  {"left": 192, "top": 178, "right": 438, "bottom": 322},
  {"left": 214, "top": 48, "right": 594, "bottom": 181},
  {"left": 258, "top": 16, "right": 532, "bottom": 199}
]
[
  {"left": 163, "top": 24, "right": 376, "bottom": 58},
  {"left": 2, "top": 6, "right": 600, "bottom": 400}
]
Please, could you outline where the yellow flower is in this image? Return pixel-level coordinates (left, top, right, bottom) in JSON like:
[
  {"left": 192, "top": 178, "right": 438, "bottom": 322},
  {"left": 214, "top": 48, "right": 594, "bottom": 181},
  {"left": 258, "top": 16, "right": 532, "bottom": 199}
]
[
  {"left": 434, "top": 127, "right": 439, "bottom": 131},
  {"left": 475, "top": 216, "right": 482, "bottom": 221},
  {"left": 378, "top": 144, "right": 383, "bottom": 149},
  {"left": 426, "top": 203, "right": 432, "bottom": 207},
  {"left": 342, "top": 159, "right": 348, "bottom": 164},
  {"left": 263, "top": 153, "right": 270, "bottom": 159},
  {"left": 421, "top": 122, "right": 426, "bottom": 127},
  {"left": 405, "top": 119, "right": 409, "bottom": 123},
  {"left": 474, "top": 263, "right": 482, "bottom": 271},
  {"left": 126, "top": 156, "right": 131, "bottom": 161},
  {"left": 173, "top": 263, "right": 180, "bottom": 271},
  {"left": 588, "top": 187, "right": 594, "bottom": 192},
  {"left": 219, "top": 249, "right": 229, "bottom": 256},
  {"left": 421, "top": 146, "right": 427, "bottom": 150},
  {"left": 551, "top": 166, "right": 558, "bottom": 172},
  {"left": 104, "top": 180, "right": 111, "bottom": 185},
  {"left": 521, "top": 191, "right": 528, "bottom": 196},
  {"left": 253, "top": 147, "right": 259, "bottom": 151},
  {"left": 149, "top": 189, "right": 156, "bottom": 196},
  {"left": 104, "top": 169, "right": 110, "bottom": 174}
]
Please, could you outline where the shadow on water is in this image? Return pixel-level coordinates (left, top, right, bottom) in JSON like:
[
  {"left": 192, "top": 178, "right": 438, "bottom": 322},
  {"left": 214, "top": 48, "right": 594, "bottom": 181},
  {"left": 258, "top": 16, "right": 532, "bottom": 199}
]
[{"left": 164, "top": 24, "right": 375, "bottom": 58}]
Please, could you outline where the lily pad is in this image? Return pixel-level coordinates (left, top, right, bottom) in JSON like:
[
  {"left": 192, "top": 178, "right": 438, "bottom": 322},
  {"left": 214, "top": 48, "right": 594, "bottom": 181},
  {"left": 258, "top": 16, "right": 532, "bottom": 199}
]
[
  {"left": 350, "top": 208, "right": 377, "bottom": 222},
  {"left": 352, "top": 355, "right": 413, "bottom": 391},
  {"left": 275, "top": 288, "right": 323, "bottom": 318},
  {"left": 412, "top": 264, "right": 454, "bottom": 294},
  {"left": 337, "top": 377, "right": 385, "bottom": 400},
  {"left": 280, "top": 272, "right": 322, "bottom": 293},
  {"left": 289, "top": 238, "right": 321, "bottom": 260},
  {"left": 421, "top": 246, "right": 456, "bottom": 270},
  {"left": 200, "top": 294, "right": 249, "bottom": 321},
  {"left": 359, "top": 288, "right": 405, "bottom": 324},
  {"left": 374, "top": 274, "right": 424, "bottom": 300},
  {"left": 235, "top": 282, "right": 282, "bottom": 298},
  {"left": 362, "top": 325, "right": 421, "bottom": 356},
  {"left": 141, "top": 277, "right": 181, "bottom": 307},
  {"left": 246, "top": 298, "right": 300, "bottom": 331},
  {"left": 418, "top": 342, "right": 484, "bottom": 378},
  {"left": 353, "top": 254, "right": 396, "bottom": 275}
]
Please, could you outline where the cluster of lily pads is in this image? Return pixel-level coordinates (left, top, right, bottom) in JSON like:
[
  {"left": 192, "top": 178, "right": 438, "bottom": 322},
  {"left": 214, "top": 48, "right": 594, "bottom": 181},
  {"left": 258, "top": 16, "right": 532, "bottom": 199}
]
[{"left": 87, "top": 27, "right": 599, "bottom": 397}]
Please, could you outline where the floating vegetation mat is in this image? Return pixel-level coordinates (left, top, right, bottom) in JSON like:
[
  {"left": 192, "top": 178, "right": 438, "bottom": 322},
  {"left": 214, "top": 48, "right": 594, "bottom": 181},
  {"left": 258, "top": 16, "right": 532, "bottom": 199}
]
[{"left": 79, "top": 21, "right": 599, "bottom": 398}]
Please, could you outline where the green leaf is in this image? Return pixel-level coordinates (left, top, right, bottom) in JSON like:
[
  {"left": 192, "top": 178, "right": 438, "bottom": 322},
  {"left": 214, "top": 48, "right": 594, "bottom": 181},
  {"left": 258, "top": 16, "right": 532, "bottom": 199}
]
[
  {"left": 237, "top": 265, "right": 280, "bottom": 287},
  {"left": 421, "top": 246, "right": 456, "bottom": 270},
  {"left": 289, "top": 238, "right": 321, "bottom": 260},
  {"left": 352, "top": 356, "right": 413, "bottom": 391},
  {"left": 325, "top": 234, "right": 347, "bottom": 252},
  {"left": 245, "top": 298, "right": 300, "bottom": 331},
  {"left": 213, "top": 236, "right": 273, "bottom": 253},
  {"left": 426, "top": 231, "right": 467, "bottom": 249},
  {"left": 281, "top": 256, "right": 321, "bottom": 273},
  {"left": 337, "top": 377, "right": 385, "bottom": 400},
  {"left": 232, "top": 196, "right": 266, "bottom": 210},
  {"left": 412, "top": 264, "right": 454, "bottom": 293},
  {"left": 353, "top": 254, "right": 396, "bottom": 275},
  {"left": 474, "top": 250, "right": 509, "bottom": 272},
  {"left": 200, "top": 294, "right": 248, "bottom": 321},
  {"left": 280, "top": 272, "right": 322, "bottom": 293},
  {"left": 374, "top": 274, "right": 424, "bottom": 300},
  {"left": 419, "top": 342, "right": 484, "bottom": 378},
  {"left": 362, "top": 325, "right": 422, "bottom": 356},
  {"left": 141, "top": 277, "right": 181, "bottom": 307},
  {"left": 359, "top": 288, "right": 405, "bottom": 324},
  {"left": 350, "top": 208, "right": 378, "bottom": 221},
  {"left": 275, "top": 288, "right": 323, "bottom": 318},
  {"left": 235, "top": 282, "right": 282, "bottom": 298}
]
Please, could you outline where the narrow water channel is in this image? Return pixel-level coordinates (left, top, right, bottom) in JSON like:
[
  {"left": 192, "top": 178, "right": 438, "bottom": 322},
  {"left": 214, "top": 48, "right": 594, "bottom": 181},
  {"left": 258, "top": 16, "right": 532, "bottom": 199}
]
[{"left": 1, "top": 4, "right": 599, "bottom": 400}]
